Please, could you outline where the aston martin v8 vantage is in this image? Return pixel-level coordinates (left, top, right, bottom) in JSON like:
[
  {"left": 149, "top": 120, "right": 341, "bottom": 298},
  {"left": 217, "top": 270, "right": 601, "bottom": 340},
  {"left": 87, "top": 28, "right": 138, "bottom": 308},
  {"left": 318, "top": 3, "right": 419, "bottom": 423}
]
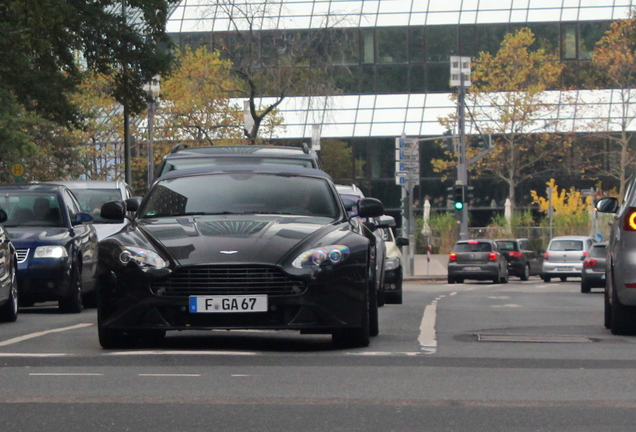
[{"left": 97, "top": 165, "right": 384, "bottom": 349}]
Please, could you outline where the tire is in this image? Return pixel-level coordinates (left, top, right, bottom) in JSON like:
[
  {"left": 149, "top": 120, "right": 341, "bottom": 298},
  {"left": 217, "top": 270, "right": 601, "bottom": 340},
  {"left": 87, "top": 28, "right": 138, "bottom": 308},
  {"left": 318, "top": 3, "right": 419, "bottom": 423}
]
[
  {"left": 332, "top": 285, "right": 370, "bottom": 349},
  {"left": 500, "top": 269, "right": 509, "bottom": 284},
  {"left": 604, "top": 272, "right": 612, "bottom": 329},
  {"left": 369, "top": 285, "right": 379, "bottom": 337},
  {"left": 520, "top": 264, "right": 530, "bottom": 281},
  {"left": 0, "top": 267, "right": 18, "bottom": 322},
  {"left": 447, "top": 276, "right": 455, "bottom": 284},
  {"left": 456, "top": 278, "right": 464, "bottom": 284},
  {"left": 560, "top": 276, "right": 567, "bottom": 282},
  {"left": 492, "top": 272, "right": 500, "bottom": 284},
  {"left": 82, "top": 289, "right": 98, "bottom": 309},
  {"left": 542, "top": 275, "right": 551, "bottom": 283},
  {"left": 581, "top": 282, "right": 591, "bottom": 293},
  {"left": 59, "top": 264, "right": 83, "bottom": 313},
  {"left": 610, "top": 278, "right": 636, "bottom": 335}
]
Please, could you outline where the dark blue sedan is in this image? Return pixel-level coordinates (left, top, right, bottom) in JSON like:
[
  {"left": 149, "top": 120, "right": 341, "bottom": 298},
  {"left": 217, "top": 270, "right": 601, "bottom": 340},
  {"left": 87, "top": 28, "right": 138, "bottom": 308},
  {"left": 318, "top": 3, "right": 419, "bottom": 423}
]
[{"left": 0, "top": 184, "right": 98, "bottom": 312}]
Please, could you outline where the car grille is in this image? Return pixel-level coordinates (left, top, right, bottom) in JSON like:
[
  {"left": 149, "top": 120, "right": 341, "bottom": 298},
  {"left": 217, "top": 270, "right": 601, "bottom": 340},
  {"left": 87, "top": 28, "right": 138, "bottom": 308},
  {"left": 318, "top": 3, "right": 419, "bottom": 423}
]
[
  {"left": 16, "top": 249, "right": 29, "bottom": 263},
  {"left": 151, "top": 265, "right": 307, "bottom": 297}
]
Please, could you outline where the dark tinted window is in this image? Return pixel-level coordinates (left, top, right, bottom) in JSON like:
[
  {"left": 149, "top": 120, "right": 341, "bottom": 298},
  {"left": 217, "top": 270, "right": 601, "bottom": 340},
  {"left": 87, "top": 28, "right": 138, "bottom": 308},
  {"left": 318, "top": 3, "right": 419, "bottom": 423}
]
[
  {"left": 71, "top": 188, "right": 122, "bottom": 223},
  {"left": 143, "top": 174, "right": 338, "bottom": 218},
  {"left": 496, "top": 241, "right": 517, "bottom": 251},
  {"left": 454, "top": 242, "right": 493, "bottom": 252}
]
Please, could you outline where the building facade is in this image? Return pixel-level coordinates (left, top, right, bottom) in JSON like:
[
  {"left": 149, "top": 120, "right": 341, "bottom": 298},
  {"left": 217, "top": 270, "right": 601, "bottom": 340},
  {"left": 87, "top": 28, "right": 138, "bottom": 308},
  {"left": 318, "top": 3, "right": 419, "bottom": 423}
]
[{"left": 166, "top": 0, "right": 635, "bottom": 224}]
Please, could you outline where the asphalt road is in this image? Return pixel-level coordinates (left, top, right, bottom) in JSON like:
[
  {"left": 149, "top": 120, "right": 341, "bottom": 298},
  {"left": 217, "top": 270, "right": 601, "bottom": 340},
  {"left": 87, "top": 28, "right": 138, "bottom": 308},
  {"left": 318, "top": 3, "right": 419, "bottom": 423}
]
[{"left": 1, "top": 278, "right": 636, "bottom": 431}]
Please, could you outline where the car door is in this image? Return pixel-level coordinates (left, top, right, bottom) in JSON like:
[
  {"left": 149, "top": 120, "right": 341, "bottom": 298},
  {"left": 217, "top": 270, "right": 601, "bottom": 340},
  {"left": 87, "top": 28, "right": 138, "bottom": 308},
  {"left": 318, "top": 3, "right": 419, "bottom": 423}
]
[{"left": 63, "top": 190, "right": 98, "bottom": 291}]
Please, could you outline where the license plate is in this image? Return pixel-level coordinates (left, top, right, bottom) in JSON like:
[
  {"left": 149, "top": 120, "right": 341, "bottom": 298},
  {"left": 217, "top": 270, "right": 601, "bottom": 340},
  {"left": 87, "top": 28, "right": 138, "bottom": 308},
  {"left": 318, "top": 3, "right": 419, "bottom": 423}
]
[
  {"left": 463, "top": 266, "right": 480, "bottom": 271},
  {"left": 189, "top": 295, "right": 267, "bottom": 313},
  {"left": 557, "top": 267, "right": 574, "bottom": 271}
]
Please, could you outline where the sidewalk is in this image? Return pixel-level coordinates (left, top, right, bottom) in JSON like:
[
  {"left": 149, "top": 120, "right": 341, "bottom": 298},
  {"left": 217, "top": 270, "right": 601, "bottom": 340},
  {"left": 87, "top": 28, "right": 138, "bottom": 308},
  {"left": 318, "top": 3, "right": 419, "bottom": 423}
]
[{"left": 404, "top": 254, "right": 448, "bottom": 281}]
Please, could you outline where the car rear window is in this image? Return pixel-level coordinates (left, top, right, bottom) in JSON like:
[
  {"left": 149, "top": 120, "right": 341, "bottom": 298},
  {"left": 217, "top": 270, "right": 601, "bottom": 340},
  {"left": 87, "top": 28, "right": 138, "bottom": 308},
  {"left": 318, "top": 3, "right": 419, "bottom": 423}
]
[
  {"left": 495, "top": 241, "right": 517, "bottom": 251},
  {"left": 589, "top": 244, "right": 607, "bottom": 257},
  {"left": 549, "top": 240, "right": 583, "bottom": 251},
  {"left": 454, "top": 242, "right": 493, "bottom": 252}
]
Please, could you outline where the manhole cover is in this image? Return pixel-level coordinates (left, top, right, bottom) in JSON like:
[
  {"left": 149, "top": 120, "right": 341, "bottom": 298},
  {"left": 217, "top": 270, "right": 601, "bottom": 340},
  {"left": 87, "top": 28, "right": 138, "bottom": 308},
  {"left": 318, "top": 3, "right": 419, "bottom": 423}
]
[{"left": 477, "top": 334, "right": 592, "bottom": 343}]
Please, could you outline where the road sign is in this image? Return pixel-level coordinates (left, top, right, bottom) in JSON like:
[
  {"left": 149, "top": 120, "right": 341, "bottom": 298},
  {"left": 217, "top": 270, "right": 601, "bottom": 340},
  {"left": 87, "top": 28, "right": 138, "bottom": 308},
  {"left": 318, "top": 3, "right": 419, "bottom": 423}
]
[{"left": 10, "top": 163, "right": 25, "bottom": 178}]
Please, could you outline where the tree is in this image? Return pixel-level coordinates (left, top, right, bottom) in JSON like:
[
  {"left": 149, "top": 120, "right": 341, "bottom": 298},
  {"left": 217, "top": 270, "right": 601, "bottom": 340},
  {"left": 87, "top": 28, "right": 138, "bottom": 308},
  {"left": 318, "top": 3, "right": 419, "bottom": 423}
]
[
  {"left": 589, "top": 17, "right": 636, "bottom": 201},
  {"left": 435, "top": 28, "right": 567, "bottom": 209},
  {"left": 157, "top": 46, "right": 247, "bottom": 146},
  {"left": 0, "top": 0, "right": 178, "bottom": 127},
  {"left": 211, "top": 0, "right": 353, "bottom": 142}
]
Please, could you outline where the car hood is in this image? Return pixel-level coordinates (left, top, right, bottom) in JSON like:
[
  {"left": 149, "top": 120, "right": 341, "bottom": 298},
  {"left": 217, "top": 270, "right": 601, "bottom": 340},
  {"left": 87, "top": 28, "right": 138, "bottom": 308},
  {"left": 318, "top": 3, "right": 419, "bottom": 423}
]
[
  {"left": 5, "top": 226, "right": 71, "bottom": 248},
  {"left": 94, "top": 222, "right": 128, "bottom": 242},
  {"left": 136, "top": 215, "right": 346, "bottom": 266}
]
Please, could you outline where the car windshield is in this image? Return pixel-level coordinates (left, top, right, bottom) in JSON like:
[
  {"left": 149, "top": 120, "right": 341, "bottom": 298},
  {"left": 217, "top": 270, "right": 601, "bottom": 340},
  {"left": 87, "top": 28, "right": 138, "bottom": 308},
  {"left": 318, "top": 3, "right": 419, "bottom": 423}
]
[
  {"left": 454, "top": 242, "right": 493, "bottom": 252},
  {"left": 141, "top": 173, "right": 338, "bottom": 218},
  {"left": 496, "top": 241, "right": 517, "bottom": 251},
  {"left": 70, "top": 188, "right": 122, "bottom": 223},
  {"left": 0, "top": 193, "right": 64, "bottom": 227},
  {"left": 161, "top": 157, "right": 314, "bottom": 176},
  {"left": 550, "top": 240, "right": 583, "bottom": 251}
]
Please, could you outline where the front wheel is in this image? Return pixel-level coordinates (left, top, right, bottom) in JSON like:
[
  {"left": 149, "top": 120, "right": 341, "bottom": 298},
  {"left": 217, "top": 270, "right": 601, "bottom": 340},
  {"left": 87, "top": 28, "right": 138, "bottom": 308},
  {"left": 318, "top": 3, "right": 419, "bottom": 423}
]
[
  {"left": 0, "top": 268, "right": 18, "bottom": 322},
  {"left": 560, "top": 276, "right": 568, "bottom": 282},
  {"left": 611, "top": 281, "right": 636, "bottom": 335},
  {"left": 542, "top": 275, "right": 551, "bottom": 283},
  {"left": 332, "top": 287, "right": 370, "bottom": 349},
  {"left": 581, "top": 282, "right": 591, "bottom": 293},
  {"left": 59, "top": 265, "right": 83, "bottom": 313}
]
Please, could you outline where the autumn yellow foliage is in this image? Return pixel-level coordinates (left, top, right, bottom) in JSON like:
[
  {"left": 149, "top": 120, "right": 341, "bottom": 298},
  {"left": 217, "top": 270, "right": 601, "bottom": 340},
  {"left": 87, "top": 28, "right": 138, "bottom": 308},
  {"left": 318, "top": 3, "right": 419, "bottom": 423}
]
[{"left": 530, "top": 179, "right": 591, "bottom": 236}]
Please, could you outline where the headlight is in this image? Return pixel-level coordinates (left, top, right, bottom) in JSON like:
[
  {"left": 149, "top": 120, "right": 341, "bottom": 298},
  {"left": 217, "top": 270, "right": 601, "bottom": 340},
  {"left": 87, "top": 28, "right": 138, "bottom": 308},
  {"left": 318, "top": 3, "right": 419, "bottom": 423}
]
[
  {"left": 119, "top": 246, "right": 167, "bottom": 269},
  {"left": 385, "top": 256, "right": 400, "bottom": 271},
  {"left": 292, "top": 245, "right": 350, "bottom": 268},
  {"left": 34, "top": 246, "right": 68, "bottom": 259}
]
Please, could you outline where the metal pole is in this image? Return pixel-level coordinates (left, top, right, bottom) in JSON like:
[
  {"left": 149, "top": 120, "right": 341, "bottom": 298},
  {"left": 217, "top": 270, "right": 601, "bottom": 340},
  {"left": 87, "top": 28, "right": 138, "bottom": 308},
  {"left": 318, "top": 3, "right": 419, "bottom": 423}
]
[
  {"left": 122, "top": 0, "right": 131, "bottom": 184},
  {"left": 457, "top": 72, "right": 468, "bottom": 240},
  {"left": 147, "top": 98, "right": 155, "bottom": 187}
]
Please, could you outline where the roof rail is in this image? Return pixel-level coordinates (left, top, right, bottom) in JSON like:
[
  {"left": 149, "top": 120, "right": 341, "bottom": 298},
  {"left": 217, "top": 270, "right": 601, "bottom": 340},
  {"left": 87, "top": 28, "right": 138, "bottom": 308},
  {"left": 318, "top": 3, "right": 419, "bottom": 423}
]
[
  {"left": 170, "top": 143, "right": 189, "bottom": 154},
  {"left": 301, "top": 143, "right": 309, "bottom": 154}
]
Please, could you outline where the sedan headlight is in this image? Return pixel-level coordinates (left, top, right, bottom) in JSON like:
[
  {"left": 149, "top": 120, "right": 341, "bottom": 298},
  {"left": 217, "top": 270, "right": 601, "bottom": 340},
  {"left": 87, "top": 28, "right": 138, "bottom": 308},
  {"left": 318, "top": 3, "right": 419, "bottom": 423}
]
[
  {"left": 292, "top": 245, "right": 350, "bottom": 268},
  {"left": 385, "top": 256, "right": 401, "bottom": 271},
  {"left": 34, "top": 246, "right": 68, "bottom": 259},
  {"left": 119, "top": 246, "right": 167, "bottom": 269}
]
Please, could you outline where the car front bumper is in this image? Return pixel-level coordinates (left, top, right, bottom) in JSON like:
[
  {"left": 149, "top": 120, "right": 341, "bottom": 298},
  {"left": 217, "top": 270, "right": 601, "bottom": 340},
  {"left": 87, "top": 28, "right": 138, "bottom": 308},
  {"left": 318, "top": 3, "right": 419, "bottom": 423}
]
[{"left": 17, "top": 258, "right": 72, "bottom": 301}]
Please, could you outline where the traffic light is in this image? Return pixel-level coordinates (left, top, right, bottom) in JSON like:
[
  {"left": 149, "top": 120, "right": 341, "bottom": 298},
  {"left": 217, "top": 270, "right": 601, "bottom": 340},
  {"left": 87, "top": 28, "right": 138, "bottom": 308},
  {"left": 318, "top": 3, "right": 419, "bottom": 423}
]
[
  {"left": 465, "top": 185, "right": 474, "bottom": 200},
  {"left": 453, "top": 185, "right": 465, "bottom": 210}
]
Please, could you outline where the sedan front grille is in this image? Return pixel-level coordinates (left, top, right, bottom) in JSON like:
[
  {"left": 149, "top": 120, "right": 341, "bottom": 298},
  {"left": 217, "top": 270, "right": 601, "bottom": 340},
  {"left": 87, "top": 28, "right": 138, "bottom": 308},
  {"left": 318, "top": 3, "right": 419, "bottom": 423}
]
[
  {"left": 16, "top": 249, "right": 29, "bottom": 263},
  {"left": 151, "top": 265, "right": 307, "bottom": 297}
]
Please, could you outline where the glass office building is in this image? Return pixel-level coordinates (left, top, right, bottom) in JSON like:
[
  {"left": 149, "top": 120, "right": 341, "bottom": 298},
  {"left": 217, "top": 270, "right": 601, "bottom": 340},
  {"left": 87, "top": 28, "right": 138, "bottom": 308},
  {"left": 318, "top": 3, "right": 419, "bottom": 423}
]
[{"left": 166, "top": 0, "right": 634, "bottom": 219}]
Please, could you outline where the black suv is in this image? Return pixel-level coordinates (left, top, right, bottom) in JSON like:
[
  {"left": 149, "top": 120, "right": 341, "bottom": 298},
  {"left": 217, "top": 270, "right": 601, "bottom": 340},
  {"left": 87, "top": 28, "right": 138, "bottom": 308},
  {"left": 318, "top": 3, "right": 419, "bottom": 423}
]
[
  {"left": 494, "top": 238, "right": 543, "bottom": 281},
  {"left": 154, "top": 144, "right": 322, "bottom": 180}
]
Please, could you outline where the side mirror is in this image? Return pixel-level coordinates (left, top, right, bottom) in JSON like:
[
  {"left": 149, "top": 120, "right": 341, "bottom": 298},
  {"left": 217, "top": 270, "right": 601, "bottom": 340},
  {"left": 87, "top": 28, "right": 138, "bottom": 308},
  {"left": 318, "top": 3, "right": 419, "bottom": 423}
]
[
  {"left": 358, "top": 198, "right": 384, "bottom": 219},
  {"left": 596, "top": 197, "right": 619, "bottom": 213},
  {"left": 376, "top": 215, "right": 396, "bottom": 228},
  {"left": 396, "top": 237, "right": 409, "bottom": 247},
  {"left": 73, "top": 212, "right": 94, "bottom": 225},
  {"left": 101, "top": 200, "right": 126, "bottom": 222},
  {"left": 125, "top": 197, "right": 142, "bottom": 213}
]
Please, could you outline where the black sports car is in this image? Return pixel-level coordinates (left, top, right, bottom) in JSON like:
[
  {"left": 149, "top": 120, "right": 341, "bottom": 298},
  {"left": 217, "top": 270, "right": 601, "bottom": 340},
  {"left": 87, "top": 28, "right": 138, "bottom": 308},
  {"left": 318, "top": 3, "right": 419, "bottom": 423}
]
[
  {"left": 97, "top": 165, "right": 384, "bottom": 349},
  {"left": 0, "top": 210, "right": 18, "bottom": 322}
]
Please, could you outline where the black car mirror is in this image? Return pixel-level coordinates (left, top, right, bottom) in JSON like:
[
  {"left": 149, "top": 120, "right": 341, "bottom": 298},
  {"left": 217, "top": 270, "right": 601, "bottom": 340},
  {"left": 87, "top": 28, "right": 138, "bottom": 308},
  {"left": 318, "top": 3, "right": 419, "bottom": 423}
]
[
  {"left": 73, "top": 212, "right": 94, "bottom": 225},
  {"left": 396, "top": 237, "right": 409, "bottom": 247},
  {"left": 595, "top": 197, "right": 619, "bottom": 213},
  {"left": 358, "top": 198, "right": 384, "bottom": 219},
  {"left": 101, "top": 200, "right": 126, "bottom": 222},
  {"left": 0, "top": 209, "right": 7, "bottom": 224},
  {"left": 125, "top": 197, "right": 142, "bottom": 213}
]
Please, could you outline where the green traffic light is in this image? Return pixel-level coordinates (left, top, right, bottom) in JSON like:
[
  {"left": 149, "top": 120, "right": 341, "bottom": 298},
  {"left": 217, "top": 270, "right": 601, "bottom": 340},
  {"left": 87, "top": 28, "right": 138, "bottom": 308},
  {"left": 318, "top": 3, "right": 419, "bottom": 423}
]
[{"left": 454, "top": 201, "right": 464, "bottom": 210}]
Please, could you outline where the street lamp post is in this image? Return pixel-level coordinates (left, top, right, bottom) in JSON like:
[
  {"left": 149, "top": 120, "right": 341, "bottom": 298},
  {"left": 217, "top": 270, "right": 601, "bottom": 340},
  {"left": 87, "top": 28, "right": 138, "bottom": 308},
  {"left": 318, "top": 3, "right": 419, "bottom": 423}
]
[{"left": 144, "top": 75, "right": 160, "bottom": 186}]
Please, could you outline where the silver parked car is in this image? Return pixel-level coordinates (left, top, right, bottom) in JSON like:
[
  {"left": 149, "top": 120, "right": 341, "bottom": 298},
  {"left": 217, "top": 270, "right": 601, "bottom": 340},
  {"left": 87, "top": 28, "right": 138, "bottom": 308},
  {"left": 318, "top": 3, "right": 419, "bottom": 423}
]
[
  {"left": 596, "top": 191, "right": 636, "bottom": 334},
  {"left": 541, "top": 235, "right": 597, "bottom": 282},
  {"left": 581, "top": 242, "right": 607, "bottom": 293}
]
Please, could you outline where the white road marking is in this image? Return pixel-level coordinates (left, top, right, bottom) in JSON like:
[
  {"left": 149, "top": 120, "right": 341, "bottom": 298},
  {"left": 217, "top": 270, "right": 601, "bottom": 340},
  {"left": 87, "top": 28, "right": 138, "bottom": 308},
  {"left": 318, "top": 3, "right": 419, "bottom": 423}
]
[
  {"left": 139, "top": 374, "right": 201, "bottom": 377},
  {"left": 105, "top": 350, "right": 259, "bottom": 356},
  {"left": 490, "top": 304, "right": 521, "bottom": 308},
  {"left": 0, "top": 323, "right": 93, "bottom": 347},
  {"left": 488, "top": 296, "right": 510, "bottom": 299},
  {"left": 0, "top": 353, "right": 68, "bottom": 357},
  {"left": 29, "top": 373, "right": 103, "bottom": 376},
  {"left": 418, "top": 300, "right": 438, "bottom": 354}
]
